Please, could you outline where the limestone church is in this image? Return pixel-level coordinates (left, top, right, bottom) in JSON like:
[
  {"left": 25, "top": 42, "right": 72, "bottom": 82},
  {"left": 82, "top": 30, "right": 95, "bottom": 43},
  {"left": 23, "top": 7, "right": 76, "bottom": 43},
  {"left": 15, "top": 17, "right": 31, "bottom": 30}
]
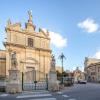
[{"left": 0, "top": 11, "right": 52, "bottom": 82}]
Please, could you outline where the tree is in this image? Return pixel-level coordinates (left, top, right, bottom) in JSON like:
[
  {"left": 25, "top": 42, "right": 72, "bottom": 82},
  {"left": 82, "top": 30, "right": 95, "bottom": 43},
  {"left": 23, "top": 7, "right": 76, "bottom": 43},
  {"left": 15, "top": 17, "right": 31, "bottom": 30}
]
[{"left": 59, "top": 53, "right": 66, "bottom": 84}]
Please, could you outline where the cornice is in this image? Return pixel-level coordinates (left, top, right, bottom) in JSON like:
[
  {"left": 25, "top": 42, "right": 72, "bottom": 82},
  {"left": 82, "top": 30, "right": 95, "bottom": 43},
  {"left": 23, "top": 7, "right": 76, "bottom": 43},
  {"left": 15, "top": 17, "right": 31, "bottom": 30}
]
[
  {"left": 26, "top": 46, "right": 52, "bottom": 52},
  {"left": 4, "top": 42, "right": 26, "bottom": 49},
  {"left": 86, "top": 62, "right": 100, "bottom": 69},
  {"left": 4, "top": 42, "right": 52, "bottom": 52}
]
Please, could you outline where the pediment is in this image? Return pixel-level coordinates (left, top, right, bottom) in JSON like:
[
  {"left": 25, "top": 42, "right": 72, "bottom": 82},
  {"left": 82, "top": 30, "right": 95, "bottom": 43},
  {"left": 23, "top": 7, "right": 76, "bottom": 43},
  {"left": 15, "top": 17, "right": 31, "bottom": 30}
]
[
  {"left": 26, "top": 57, "right": 38, "bottom": 64},
  {"left": 39, "top": 28, "right": 49, "bottom": 38},
  {"left": 21, "top": 57, "right": 38, "bottom": 64}
]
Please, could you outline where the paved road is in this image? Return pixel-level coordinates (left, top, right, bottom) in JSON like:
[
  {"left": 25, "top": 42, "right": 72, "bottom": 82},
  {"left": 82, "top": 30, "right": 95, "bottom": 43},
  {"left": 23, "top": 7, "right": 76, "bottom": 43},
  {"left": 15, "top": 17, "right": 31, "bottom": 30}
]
[
  {"left": 61, "top": 83, "right": 100, "bottom": 100},
  {"left": 0, "top": 83, "right": 100, "bottom": 100}
]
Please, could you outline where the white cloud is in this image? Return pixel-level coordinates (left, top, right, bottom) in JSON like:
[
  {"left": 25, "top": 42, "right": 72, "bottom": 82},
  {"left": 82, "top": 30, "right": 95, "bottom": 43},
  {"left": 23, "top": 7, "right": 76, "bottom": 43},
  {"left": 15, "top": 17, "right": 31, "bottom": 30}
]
[
  {"left": 49, "top": 31, "right": 67, "bottom": 48},
  {"left": 41, "top": 28, "right": 67, "bottom": 48},
  {"left": 94, "top": 51, "right": 100, "bottom": 59},
  {"left": 78, "top": 18, "right": 99, "bottom": 33}
]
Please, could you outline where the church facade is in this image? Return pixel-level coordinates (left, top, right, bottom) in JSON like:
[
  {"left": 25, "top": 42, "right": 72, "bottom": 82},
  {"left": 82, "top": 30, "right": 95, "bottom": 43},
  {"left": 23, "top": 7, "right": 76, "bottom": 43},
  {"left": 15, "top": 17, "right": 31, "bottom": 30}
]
[{"left": 0, "top": 11, "right": 52, "bottom": 81}]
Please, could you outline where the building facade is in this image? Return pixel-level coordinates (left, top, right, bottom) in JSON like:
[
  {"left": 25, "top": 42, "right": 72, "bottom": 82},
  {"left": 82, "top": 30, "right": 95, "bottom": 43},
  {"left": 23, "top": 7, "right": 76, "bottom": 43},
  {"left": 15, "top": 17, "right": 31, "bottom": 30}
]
[
  {"left": 73, "top": 67, "right": 85, "bottom": 83},
  {"left": 0, "top": 11, "right": 52, "bottom": 82},
  {"left": 0, "top": 50, "right": 6, "bottom": 78},
  {"left": 84, "top": 57, "right": 100, "bottom": 82},
  {"left": 56, "top": 66, "right": 62, "bottom": 73}
]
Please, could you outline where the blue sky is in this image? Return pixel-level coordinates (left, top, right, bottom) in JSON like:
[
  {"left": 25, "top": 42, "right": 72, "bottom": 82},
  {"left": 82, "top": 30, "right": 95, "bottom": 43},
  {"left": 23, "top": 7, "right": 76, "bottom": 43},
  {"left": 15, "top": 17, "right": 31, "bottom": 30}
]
[{"left": 0, "top": 0, "right": 100, "bottom": 71}]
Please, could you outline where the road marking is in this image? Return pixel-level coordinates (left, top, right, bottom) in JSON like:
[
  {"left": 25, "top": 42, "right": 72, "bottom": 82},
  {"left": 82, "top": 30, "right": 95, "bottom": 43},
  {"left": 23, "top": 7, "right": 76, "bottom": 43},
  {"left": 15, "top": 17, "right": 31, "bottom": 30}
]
[
  {"left": 22, "top": 91, "right": 49, "bottom": 95},
  {"left": 68, "top": 98, "right": 76, "bottom": 100},
  {"left": 0, "top": 94, "right": 9, "bottom": 97},
  {"left": 29, "top": 98, "right": 56, "bottom": 100},
  {"left": 16, "top": 94, "right": 52, "bottom": 98},
  {"left": 57, "top": 92, "right": 62, "bottom": 94},
  {"left": 62, "top": 94, "right": 69, "bottom": 97}
]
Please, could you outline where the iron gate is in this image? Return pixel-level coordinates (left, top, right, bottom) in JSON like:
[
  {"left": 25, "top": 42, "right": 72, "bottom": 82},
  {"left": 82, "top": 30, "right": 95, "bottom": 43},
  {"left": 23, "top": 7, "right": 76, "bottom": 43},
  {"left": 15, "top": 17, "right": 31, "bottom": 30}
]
[{"left": 22, "top": 70, "right": 48, "bottom": 91}]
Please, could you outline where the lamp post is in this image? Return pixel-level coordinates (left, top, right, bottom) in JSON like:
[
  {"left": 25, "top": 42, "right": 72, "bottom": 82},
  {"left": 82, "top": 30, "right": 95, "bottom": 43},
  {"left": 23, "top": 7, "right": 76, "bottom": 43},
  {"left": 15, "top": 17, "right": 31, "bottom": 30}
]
[{"left": 59, "top": 53, "right": 66, "bottom": 84}]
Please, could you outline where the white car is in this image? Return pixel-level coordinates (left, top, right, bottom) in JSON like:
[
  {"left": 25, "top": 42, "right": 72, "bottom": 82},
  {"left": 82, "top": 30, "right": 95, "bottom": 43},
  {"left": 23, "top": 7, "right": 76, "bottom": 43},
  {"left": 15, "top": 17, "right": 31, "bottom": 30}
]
[{"left": 78, "top": 80, "right": 87, "bottom": 84}]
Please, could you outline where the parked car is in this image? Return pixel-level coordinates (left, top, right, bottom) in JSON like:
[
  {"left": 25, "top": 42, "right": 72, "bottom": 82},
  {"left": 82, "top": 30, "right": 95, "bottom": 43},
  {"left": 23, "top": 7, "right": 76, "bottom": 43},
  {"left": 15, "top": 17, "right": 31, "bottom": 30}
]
[{"left": 78, "top": 80, "right": 87, "bottom": 84}]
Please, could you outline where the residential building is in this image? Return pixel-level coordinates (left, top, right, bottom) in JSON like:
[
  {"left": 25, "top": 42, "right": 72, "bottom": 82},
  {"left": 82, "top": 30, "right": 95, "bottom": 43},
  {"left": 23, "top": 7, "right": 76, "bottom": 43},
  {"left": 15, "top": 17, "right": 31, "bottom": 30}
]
[{"left": 73, "top": 67, "right": 85, "bottom": 83}]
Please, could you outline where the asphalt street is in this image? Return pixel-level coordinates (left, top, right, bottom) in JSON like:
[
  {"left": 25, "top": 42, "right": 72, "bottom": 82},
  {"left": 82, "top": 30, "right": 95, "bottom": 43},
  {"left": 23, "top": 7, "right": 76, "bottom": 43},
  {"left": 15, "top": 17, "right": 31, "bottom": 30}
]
[
  {"left": 0, "top": 83, "right": 100, "bottom": 100},
  {"left": 61, "top": 83, "right": 100, "bottom": 100}
]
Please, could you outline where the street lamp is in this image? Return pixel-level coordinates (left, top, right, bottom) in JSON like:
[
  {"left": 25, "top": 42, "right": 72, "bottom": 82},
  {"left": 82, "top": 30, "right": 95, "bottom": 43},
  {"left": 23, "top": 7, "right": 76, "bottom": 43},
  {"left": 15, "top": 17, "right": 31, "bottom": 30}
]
[{"left": 59, "top": 53, "right": 66, "bottom": 84}]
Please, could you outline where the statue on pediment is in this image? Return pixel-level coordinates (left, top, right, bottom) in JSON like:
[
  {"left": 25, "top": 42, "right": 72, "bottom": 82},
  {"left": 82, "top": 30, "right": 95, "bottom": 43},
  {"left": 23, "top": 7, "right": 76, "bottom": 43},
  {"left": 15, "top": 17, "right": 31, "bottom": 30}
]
[
  {"left": 28, "top": 10, "right": 33, "bottom": 21},
  {"left": 51, "top": 54, "right": 56, "bottom": 69}
]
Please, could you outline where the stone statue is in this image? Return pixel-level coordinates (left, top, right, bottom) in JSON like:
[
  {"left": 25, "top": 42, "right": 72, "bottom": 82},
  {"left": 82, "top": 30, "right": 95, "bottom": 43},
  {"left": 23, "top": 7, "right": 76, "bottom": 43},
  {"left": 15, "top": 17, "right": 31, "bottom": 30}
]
[
  {"left": 48, "top": 55, "right": 59, "bottom": 91},
  {"left": 11, "top": 52, "right": 18, "bottom": 68},
  {"left": 28, "top": 10, "right": 33, "bottom": 21},
  {"left": 6, "top": 51, "right": 21, "bottom": 93},
  {"left": 51, "top": 54, "right": 56, "bottom": 69}
]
